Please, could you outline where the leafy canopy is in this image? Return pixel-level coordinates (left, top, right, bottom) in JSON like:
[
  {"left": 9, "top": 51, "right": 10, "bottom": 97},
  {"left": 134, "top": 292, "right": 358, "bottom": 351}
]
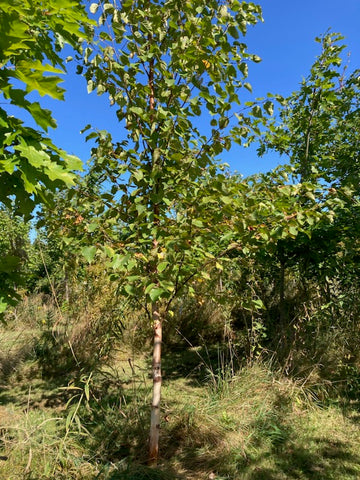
[
  {"left": 63, "top": 0, "right": 270, "bottom": 310},
  {"left": 0, "top": 0, "right": 92, "bottom": 218},
  {"left": 261, "top": 32, "right": 360, "bottom": 191},
  {"left": 0, "top": 0, "right": 92, "bottom": 313}
]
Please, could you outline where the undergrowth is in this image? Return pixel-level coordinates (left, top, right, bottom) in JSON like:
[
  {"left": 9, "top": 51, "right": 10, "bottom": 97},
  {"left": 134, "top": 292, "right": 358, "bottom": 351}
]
[
  {"left": 1, "top": 293, "right": 360, "bottom": 479},
  {"left": 1, "top": 333, "right": 360, "bottom": 479}
]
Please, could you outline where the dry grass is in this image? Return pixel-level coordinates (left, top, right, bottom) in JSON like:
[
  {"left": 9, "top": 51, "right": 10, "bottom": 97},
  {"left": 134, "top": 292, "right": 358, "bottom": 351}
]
[{"left": 1, "top": 321, "right": 360, "bottom": 479}]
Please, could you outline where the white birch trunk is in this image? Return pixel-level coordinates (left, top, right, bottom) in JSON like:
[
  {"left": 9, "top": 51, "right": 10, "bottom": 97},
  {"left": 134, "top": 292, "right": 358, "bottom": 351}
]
[{"left": 148, "top": 306, "right": 162, "bottom": 464}]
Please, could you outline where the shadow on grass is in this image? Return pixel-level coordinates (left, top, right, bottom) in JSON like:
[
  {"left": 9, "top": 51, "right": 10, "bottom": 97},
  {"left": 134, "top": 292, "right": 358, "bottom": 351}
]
[
  {"left": 2, "top": 336, "right": 360, "bottom": 480},
  {"left": 155, "top": 387, "right": 360, "bottom": 480},
  {"left": 243, "top": 437, "right": 360, "bottom": 480},
  {"left": 161, "top": 344, "right": 243, "bottom": 387},
  {"left": 0, "top": 336, "right": 76, "bottom": 410},
  {"left": 159, "top": 427, "right": 360, "bottom": 480},
  {"left": 100, "top": 464, "right": 185, "bottom": 479},
  {"left": 0, "top": 372, "right": 77, "bottom": 411}
]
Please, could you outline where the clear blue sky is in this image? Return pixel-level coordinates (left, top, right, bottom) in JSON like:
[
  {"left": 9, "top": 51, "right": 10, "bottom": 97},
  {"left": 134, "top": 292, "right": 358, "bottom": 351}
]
[{"left": 40, "top": 0, "right": 360, "bottom": 177}]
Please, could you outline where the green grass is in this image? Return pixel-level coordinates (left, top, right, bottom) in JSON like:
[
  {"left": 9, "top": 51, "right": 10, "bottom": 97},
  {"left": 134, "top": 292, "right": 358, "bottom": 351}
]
[{"left": 1, "top": 327, "right": 360, "bottom": 480}]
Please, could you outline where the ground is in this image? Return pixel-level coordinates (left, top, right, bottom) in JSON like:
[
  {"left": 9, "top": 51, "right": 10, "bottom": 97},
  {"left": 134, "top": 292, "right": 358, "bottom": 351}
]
[{"left": 1, "top": 327, "right": 360, "bottom": 479}]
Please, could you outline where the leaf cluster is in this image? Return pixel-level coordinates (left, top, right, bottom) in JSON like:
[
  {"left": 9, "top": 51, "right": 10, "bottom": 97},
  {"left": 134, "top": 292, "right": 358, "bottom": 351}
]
[{"left": 0, "top": 0, "right": 91, "bottom": 217}]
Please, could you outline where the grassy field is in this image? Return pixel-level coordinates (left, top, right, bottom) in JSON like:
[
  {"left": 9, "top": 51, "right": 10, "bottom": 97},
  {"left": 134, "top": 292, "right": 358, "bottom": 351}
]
[{"left": 1, "top": 326, "right": 360, "bottom": 480}]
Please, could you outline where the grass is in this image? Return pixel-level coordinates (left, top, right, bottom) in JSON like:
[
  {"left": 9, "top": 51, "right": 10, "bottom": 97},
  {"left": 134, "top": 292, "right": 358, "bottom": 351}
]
[
  {"left": 1, "top": 325, "right": 360, "bottom": 479},
  {"left": 157, "top": 362, "right": 360, "bottom": 480}
]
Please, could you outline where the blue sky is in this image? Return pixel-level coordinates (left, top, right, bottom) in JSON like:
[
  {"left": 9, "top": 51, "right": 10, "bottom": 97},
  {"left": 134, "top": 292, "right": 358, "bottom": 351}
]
[{"left": 39, "top": 0, "right": 360, "bottom": 177}]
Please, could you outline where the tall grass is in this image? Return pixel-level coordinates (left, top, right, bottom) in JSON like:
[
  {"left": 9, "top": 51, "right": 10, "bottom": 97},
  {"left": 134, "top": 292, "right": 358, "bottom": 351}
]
[{"left": 1, "top": 289, "right": 360, "bottom": 479}]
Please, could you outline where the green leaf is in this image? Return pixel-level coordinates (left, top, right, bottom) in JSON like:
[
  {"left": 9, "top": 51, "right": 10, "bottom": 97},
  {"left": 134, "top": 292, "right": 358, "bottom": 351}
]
[
  {"left": 157, "top": 262, "right": 168, "bottom": 273},
  {"left": 14, "top": 144, "right": 50, "bottom": 168},
  {"left": 129, "top": 106, "right": 144, "bottom": 116},
  {"left": 46, "top": 163, "right": 76, "bottom": 185},
  {"left": 252, "top": 299, "right": 265, "bottom": 310},
  {"left": 127, "top": 258, "right": 137, "bottom": 270},
  {"left": 87, "top": 223, "right": 98, "bottom": 232},
  {"left": 82, "top": 246, "right": 97, "bottom": 262},
  {"left": 124, "top": 284, "right": 137, "bottom": 295},
  {"left": 145, "top": 283, "right": 157, "bottom": 295},
  {"left": 288, "top": 226, "right": 298, "bottom": 237},
  {"left": 220, "top": 195, "right": 232, "bottom": 205},
  {"left": 27, "top": 103, "right": 57, "bottom": 131},
  {"left": 13, "top": 62, "right": 65, "bottom": 99},
  {"left": 228, "top": 26, "right": 239, "bottom": 39},
  {"left": 103, "top": 245, "right": 115, "bottom": 257},
  {"left": 244, "top": 82, "right": 252, "bottom": 93},
  {"left": 192, "top": 219, "right": 204, "bottom": 227},
  {"left": 264, "top": 101, "right": 274, "bottom": 116},
  {"left": 62, "top": 153, "right": 83, "bottom": 171},
  {"left": 110, "top": 254, "right": 127, "bottom": 270},
  {"left": 149, "top": 287, "right": 166, "bottom": 302},
  {"left": 251, "top": 105, "right": 263, "bottom": 118}
]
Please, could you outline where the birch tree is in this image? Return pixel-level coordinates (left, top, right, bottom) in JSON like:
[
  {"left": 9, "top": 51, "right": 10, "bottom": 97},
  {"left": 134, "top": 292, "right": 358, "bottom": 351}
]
[{"left": 77, "top": 0, "right": 267, "bottom": 463}]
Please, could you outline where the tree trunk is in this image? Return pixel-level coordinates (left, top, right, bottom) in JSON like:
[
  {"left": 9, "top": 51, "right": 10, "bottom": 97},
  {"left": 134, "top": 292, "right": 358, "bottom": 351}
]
[{"left": 148, "top": 305, "right": 162, "bottom": 464}]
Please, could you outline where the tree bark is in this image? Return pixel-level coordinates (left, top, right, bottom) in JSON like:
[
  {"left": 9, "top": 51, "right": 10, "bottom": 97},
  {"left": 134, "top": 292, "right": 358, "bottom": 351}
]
[{"left": 149, "top": 304, "right": 162, "bottom": 464}]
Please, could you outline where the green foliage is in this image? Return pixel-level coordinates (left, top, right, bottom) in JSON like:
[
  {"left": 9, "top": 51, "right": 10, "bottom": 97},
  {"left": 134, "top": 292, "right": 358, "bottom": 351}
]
[
  {"left": 2, "top": 5, "right": 360, "bottom": 474},
  {"left": 0, "top": 0, "right": 92, "bottom": 312},
  {"left": 67, "top": 0, "right": 271, "bottom": 314},
  {"left": 0, "top": 208, "right": 38, "bottom": 313},
  {"left": 34, "top": 268, "right": 125, "bottom": 376},
  {"left": 0, "top": 0, "right": 90, "bottom": 216},
  {"left": 244, "top": 33, "right": 360, "bottom": 382},
  {"left": 261, "top": 32, "right": 360, "bottom": 190}
]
